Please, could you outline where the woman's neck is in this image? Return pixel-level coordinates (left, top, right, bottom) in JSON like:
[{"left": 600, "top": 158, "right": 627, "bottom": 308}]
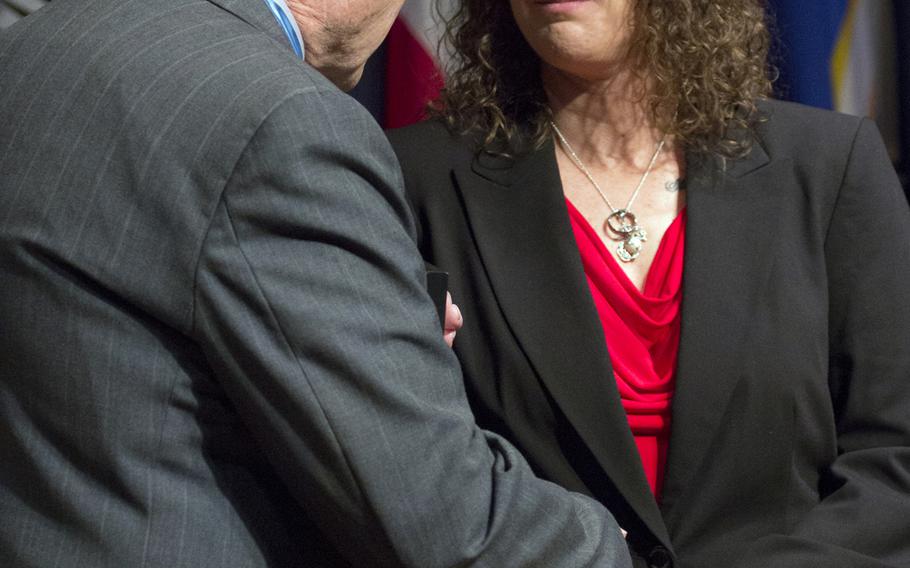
[{"left": 543, "top": 63, "right": 666, "bottom": 171}]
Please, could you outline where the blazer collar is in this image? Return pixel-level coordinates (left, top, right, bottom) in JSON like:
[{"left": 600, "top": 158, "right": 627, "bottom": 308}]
[
  {"left": 457, "top": 139, "right": 672, "bottom": 548},
  {"left": 203, "top": 0, "right": 297, "bottom": 55},
  {"left": 469, "top": 131, "right": 772, "bottom": 185}
]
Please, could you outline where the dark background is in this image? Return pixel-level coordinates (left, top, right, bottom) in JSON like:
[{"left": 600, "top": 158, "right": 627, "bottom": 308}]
[{"left": 897, "top": 1, "right": 910, "bottom": 188}]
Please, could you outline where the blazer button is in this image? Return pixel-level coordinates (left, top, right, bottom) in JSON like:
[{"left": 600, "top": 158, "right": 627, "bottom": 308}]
[{"left": 647, "top": 546, "right": 672, "bottom": 568}]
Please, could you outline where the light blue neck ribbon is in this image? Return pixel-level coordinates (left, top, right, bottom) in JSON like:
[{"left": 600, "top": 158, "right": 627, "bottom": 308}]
[{"left": 262, "top": 0, "right": 303, "bottom": 59}]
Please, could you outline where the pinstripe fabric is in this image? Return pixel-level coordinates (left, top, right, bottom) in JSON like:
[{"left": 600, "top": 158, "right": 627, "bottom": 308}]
[
  {"left": 0, "top": 1, "right": 630, "bottom": 567},
  {"left": 0, "top": 1, "right": 47, "bottom": 30}
]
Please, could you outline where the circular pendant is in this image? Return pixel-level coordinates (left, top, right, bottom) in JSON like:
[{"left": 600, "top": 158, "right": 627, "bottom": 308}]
[
  {"left": 616, "top": 231, "right": 646, "bottom": 262},
  {"left": 604, "top": 210, "right": 647, "bottom": 263},
  {"left": 604, "top": 210, "right": 638, "bottom": 237}
]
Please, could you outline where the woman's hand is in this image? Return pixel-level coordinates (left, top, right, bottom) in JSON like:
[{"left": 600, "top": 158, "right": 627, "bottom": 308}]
[{"left": 444, "top": 292, "right": 463, "bottom": 347}]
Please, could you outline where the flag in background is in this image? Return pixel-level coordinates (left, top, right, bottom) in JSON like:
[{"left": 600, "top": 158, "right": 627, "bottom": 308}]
[
  {"left": 831, "top": 1, "right": 900, "bottom": 159},
  {"left": 770, "top": 0, "right": 901, "bottom": 159},
  {"left": 768, "top": 0, "right": 848, "bottom": 109},
  {"left": 384, "top": 0, "right": 452, "bottom": 128}
]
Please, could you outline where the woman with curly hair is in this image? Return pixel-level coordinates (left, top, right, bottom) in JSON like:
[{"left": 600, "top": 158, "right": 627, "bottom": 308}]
[{"left": 387, "top": 1, "right": 910, "bottom": 566}]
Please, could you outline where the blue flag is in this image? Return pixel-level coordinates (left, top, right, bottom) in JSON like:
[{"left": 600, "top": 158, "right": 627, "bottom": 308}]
[
  {"left": 770, "top": 0, "right": 900, "bottom": 160},
  {"left": 768, "top": 0, "right": 850, "bottom": 109}
]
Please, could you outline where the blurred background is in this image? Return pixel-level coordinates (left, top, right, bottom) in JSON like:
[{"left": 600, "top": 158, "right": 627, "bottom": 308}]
[{"left": 2, "top": 0, "right": 908, "bottom": 195}]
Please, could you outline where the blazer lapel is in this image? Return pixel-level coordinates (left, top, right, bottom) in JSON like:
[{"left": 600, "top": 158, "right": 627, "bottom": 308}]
[
  {"left": 660, "top": 143, "right": 789, "bottom": 519},
  {"left": 453, "top": 140, "right": 670, "bottom": 547},
  {"left": 204, "top": 0, "right": 294, "bottom": 53}
]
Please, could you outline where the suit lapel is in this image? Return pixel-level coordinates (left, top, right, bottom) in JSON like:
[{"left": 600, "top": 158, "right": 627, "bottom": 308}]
[
  {"left": 204, "top": 0, "right": 293, "bottom": 53},
  {"left": 660, "top": 143, "right": 789, "bottom": 519},
  {"left": 453, "top": 140, "right": 670, "bottom": 547}
]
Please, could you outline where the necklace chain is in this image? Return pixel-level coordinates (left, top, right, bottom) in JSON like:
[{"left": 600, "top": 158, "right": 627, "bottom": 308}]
[
  {"left": 549, "top": 120, "right": 667, "bottom": 262},
  {"left": 549, "top": 121, "right": 666, "bottom": 214}
]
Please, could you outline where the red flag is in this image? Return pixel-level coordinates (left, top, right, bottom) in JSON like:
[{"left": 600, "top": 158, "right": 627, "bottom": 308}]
[{"left": 384, "top": 1, "right": 449, "bottom": 128}]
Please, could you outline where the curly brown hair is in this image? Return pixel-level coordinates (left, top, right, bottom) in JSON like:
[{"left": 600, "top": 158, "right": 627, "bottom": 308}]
[{"left": 434, "top": 0, "right": 775, "bottom": 157}]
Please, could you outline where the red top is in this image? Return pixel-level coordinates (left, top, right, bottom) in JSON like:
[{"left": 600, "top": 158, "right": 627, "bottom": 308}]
[{"left": 565, "top": 200, "right": 686, "bottom": 500}]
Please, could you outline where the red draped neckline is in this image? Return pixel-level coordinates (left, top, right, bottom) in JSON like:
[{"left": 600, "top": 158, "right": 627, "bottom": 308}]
[{"left": 565, "top": 199, "right": 686, "bottom": 500}]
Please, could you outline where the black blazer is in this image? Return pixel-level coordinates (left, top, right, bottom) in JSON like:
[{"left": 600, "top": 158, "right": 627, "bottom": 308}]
[{"left": 388, "top": 99, "right": 910, "bottom": 568}]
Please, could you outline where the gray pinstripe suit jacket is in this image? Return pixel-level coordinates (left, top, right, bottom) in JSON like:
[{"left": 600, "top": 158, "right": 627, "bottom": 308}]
[{"left": 0, "top": 1, "right": 630, "bottom": 566}]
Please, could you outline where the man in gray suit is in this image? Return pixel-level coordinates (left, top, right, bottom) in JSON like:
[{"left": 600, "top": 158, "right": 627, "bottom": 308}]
[{"left": 0, "top": 0, "right": 631, "bottom": 566}]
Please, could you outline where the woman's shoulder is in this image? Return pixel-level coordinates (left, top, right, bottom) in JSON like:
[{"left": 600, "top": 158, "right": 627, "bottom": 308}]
[
  {"left": 748, "top": 99, "right": 898, "bottom": 199},
  {"left": 385, "top": 120, "right": 481, "bottom": 244},
  {"left": 753, "top": 98, "right": 868, "bottom": 159},
  {"left": 386, "top": 119, "right": 477, "bottom": 173}
]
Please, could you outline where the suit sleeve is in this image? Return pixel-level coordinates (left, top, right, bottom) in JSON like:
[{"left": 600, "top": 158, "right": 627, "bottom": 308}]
[
  {"left": 191, "top": 88, "right": 631, "bottom": 568},
  {"left": 744, "top": 119, "right": 910, "bottom": 566}
]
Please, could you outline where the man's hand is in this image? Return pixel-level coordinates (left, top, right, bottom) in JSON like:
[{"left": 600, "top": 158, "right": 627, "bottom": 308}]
[{"left": 444, "top": 292, "right": 463, "bottom": 347}]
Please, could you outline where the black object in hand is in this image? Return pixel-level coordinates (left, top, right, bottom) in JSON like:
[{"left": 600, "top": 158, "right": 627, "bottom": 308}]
[{"left": 426, "top": 271, "right": 449, "bottom": 331}]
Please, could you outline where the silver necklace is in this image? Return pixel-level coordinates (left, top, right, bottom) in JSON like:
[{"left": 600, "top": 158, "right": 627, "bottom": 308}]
[{"left": 550, "top": 121, "right": 666, "bottom": 262}]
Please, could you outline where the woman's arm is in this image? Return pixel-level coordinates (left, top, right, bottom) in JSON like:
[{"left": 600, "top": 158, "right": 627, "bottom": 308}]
[{"left": 744, "top": 118, "right": 910, "bottom": 567}]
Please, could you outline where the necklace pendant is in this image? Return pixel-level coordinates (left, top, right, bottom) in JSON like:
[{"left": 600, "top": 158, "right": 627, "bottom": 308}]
[
  {"left": 604, "top": 210, "right": 647, "bottom": 262},
  {"left": 616, "top": 228, "right": 647, "bottom": 262}
]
